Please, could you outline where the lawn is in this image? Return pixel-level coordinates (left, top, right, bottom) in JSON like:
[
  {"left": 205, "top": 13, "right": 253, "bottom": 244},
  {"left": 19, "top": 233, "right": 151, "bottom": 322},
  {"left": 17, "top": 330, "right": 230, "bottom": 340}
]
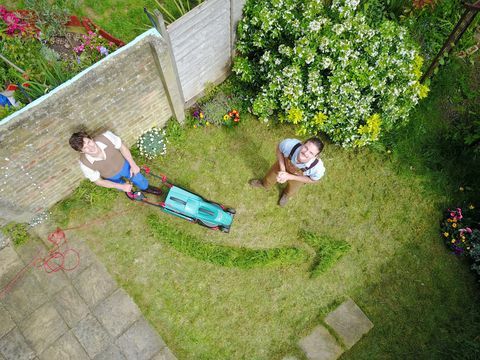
[{"left": 50, "top": 72, "right": 480, "bottom": 358}]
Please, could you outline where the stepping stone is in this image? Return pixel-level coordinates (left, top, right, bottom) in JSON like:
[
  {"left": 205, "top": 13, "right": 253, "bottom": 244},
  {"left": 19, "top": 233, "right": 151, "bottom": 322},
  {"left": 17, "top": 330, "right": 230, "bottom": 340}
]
[
  {"left": 0, "top": 327, "right": 35, "bottom": 360},
  {"left": 73, "top": 262, "right": 117, "bottom": 308},
  {"left": 39, "top": 331, "right": 89, "bottom": 360},
  {"left": 298, "top": 325, "right": 343, "bottom": 360},
  {"left": 116, "top": 319, "right": 165, "bottom": 360},
  {"left": 94, "top": 288, "right": 142, "bottom": 338},
  {"left": 324, "top": 298, "right": 373, "bottom": 349},
  {"left": 19, "top": 301, "right": 67, "bottom": 354},
  {"left": 73, "top": 314, "right": 112, "bottom": 358}
]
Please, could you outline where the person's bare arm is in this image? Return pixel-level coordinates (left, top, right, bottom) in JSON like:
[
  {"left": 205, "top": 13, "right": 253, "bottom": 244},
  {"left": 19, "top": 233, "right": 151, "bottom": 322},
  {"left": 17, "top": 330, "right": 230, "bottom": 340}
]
[
  {"left": 277, "top": 172, "right": 317, "bottom": 184},
  {"left": 94, "top": 179, "right": 132, "bottom": 192},
  {"left": 119, "top": 143, "right": 140, "bottom": 177}
]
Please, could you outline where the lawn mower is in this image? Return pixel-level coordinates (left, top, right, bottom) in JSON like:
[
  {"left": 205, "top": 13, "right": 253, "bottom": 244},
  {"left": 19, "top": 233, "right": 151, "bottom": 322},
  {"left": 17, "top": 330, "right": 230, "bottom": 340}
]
[{"left": 126, "top": 166, "right": 236, "bottom": 233}]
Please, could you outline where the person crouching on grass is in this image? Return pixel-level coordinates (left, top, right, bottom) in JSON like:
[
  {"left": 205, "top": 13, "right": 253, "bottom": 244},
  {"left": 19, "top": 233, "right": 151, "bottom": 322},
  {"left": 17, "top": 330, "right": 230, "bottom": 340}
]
[
  {"left": 249, "top": 137, "right": 325, "bottom": 206},
  {"left": 69, "top": 130, "right": 161, "bottom": 199}
]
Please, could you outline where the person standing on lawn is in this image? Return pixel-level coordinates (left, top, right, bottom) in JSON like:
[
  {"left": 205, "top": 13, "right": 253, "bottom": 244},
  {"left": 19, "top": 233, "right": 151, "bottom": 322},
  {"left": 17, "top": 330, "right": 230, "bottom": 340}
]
[
  {"left": 69, "top": 130, "right": 161, "bottom": 199},
  {"left": 249, "top": 137, "right": 325, "bottom": 206}
]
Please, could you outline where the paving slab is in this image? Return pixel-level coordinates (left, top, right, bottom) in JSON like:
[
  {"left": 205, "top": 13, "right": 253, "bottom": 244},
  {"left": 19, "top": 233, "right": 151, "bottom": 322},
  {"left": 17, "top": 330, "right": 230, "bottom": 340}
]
[
  {"left": 0, "top": 245, "right": 24, "bottom": 288},
  {"left": 282, "top": 356, "right": 300, "bottom": 360},
  {"left": 324, "top": 298, "right": 373, "bottom": 349},
  {"left": 0, "top": 327, "right": 35, "bottom": 360},
  {"left": 93, "top": 343, "right": 127, "bottom": 360},
  {"left": 53, "top": 284, "right": 89, "bottom": 328},
  {"left": 1, "top": 273, "right": 48, "bottom": 322},
  {"left": 19, "top": 302, "right": 67, "bottom": 354},
  {"left": 39, "top": 331, "right": 89, "bottom": 360},
  {"left": 73, "top": 262, "right": 117, "bottom": 308},
  {"left": 15, "top": 239, "right": 70, "bottom": 296},
  {"left": 62, "top": 240, "right": 96, "bottom": 279},
  {"left": 298, "top": 325, "right": 343, "bottom": 360},
  {"left": 94, "top": 288, "right": 142, "bottom": 338},
  {"left": 116, "top": 319, "right": 165, "bottom": 360},
  {"left": 15, "top": 239, "right": 47, "bottom": 265},
  {"left": 0, "top": 305, "right": 15, "bottom": 339},
  {"left": 73, "top": 314, "right": 112, "bottom": 358},
  {"left": 152, "top": 347, "right": 177, "bottom": 360}
]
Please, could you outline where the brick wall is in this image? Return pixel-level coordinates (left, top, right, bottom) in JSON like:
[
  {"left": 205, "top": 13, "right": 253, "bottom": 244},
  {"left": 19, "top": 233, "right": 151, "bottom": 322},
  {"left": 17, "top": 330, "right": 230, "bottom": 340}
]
[
  {"left": 0, "top": 32, "right": 176, "bottom": 223},
  {"left": 0, "top": 0, "right": 247, "bottom": 223}
]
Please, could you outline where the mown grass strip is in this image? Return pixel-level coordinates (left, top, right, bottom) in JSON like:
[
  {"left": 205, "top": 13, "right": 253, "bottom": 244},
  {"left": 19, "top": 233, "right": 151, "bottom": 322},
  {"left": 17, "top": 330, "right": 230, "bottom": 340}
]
[
  {"left": 147, "top": 213, "right": 308, "bottom": 268},
  {"left": 301, "top": 230, "right": 351, "bottom": 277}
]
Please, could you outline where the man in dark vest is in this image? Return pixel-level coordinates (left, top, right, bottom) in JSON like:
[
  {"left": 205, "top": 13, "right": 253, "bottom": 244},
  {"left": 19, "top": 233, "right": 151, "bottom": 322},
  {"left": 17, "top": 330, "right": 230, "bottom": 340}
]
[
  {"left": 69, "top": 131, "right": 160, "bottom": 199},
  {"left": 249, "top": 137, "right": 325, "bottom": 206}
]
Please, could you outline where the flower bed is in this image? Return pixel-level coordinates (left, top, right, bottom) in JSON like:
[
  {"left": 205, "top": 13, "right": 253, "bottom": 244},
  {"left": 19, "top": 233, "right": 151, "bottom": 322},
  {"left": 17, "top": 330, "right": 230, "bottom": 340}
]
[
  {"left": 441, "top": 204, "right": 480, "bottom": 278},
  {"left": 0, "top": 6, "right": 124, "bottom": 120}
]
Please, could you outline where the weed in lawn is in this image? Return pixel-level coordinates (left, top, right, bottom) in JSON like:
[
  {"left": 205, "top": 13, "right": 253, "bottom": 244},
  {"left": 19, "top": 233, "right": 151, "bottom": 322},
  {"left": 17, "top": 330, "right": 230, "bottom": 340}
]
[{"left": 1, "top": 222, "right": 29, "bottom": 247}]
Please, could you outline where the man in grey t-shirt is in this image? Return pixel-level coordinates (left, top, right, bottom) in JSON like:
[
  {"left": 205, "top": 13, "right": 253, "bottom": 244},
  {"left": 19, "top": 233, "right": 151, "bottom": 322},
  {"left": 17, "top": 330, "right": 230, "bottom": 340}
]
[{"left": 249, "top": 137, "right": 325, "bottom": 206}]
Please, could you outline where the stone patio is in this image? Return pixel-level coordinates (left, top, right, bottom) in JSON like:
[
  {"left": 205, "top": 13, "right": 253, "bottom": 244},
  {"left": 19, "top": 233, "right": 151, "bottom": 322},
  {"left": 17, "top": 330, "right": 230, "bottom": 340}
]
[{"left": 0, "top": 231, "right": 176, "bottom": 360}]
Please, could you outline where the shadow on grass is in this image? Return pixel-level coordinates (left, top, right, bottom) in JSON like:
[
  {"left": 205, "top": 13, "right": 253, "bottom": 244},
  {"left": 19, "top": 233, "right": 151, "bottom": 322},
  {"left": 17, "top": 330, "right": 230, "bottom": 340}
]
[
  {"left": 383, "top": 59, "right": 480, "bottom": 205},
  {"left": 234, "top": 127, "right": 272, "bottom": 178},
  {"left": 344, "top": 240, "right": 480, "bottom": 360}
]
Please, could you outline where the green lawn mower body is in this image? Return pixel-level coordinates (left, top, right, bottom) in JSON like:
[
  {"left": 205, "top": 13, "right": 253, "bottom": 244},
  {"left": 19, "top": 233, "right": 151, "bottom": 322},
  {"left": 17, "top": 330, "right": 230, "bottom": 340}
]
[{"left": 133, "top": 168, "right": 235, "bottom": 233}]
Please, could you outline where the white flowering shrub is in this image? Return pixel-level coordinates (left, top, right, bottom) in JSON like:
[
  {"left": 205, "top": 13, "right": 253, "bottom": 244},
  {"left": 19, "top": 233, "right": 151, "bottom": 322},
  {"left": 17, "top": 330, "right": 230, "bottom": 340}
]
[
  {"left": 233, "top": 0, "right": 429, "bottom": 147},
  {"left": 137, "top": 127, "right": 167, "bottom": 160}
]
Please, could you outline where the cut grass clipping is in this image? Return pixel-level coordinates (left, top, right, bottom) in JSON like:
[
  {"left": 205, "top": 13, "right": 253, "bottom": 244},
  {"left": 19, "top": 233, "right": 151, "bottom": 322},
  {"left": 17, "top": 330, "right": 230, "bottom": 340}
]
[
  {"left": 301, "top": 231, "right": 351, "bottom": 277},
  {"left": 147, "top": 213, "right": 308, "bottom": 268},
  {"left": 147, "top": 214, "right": 350, "bottom": 272}
]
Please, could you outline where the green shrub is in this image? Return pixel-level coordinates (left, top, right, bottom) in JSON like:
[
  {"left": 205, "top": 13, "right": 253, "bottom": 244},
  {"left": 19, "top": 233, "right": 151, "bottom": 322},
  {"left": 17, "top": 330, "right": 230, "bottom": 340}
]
[
  {"left": 470, "top": 233, "right": 480, "bottom": 278},
  {"left": 234, "top": 0, "right": 428, "bottom": 147},
  {"left": 136, "top": 127, "right": 167, "bottom": 160},
  {"left": 1, "top": 222, "right": 30, "bottom": 247},
  {"left": 404, "top": 0, "right": 478, "bottom": 61}
]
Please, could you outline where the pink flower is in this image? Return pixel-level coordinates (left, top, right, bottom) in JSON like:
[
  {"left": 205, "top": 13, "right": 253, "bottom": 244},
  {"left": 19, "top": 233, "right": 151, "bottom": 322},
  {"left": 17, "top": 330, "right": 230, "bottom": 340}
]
[{"left": 466, "top": 227, "right": 472, "bottom": 233}]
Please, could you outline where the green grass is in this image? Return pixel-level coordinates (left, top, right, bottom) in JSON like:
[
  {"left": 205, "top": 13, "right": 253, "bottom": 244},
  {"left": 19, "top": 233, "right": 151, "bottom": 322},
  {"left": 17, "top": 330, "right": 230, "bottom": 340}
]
[
  {"left": 301, "top": 231, "right": 351, "bottom": 277},
  {"left": 3, "top": 0, "right": 190, "bottom": 42},
  {"left": 51, "top": 80, "right": 480, "bottom": 358},
  {"left": 147, "top": 213, "right": 308, "bottom": 268}
]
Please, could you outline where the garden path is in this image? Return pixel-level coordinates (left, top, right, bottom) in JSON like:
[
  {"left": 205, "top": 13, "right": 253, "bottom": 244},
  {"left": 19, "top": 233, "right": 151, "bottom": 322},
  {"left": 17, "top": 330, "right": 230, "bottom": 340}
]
[{"left": 0, "top": 227, "right": 175, "bottom": 360}]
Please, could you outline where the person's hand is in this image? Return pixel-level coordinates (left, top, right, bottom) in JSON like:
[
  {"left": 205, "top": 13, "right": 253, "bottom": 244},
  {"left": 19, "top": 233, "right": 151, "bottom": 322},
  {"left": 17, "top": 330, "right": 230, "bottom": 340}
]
[
  {"left": 276, "top": 171, "right": 290, "bottom": 183},
  {"left": 119, "top": 183, "right": 133, "bottom": 192},
  {"left": 130, "top": 163, "right": 140, "bottom": 177}
]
